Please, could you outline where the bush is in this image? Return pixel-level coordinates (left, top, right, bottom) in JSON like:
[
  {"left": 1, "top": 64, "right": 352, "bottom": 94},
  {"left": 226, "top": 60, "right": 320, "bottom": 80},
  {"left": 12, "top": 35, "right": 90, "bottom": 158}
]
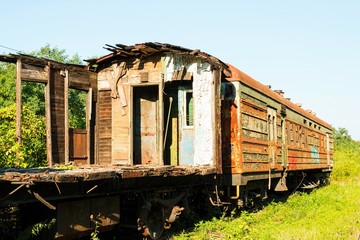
[{"left": 0, "top": 104, "right": 46, "bottom": 168}]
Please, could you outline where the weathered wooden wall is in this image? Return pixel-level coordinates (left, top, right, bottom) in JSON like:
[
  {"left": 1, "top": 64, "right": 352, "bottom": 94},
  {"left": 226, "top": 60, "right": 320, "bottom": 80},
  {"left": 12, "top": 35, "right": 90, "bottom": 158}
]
[
  {"left": 97, "top": 90, "right": 112, "bottom": 165},
  {"left": 96, "top": 55, "right": 164, "bottom": 165}
]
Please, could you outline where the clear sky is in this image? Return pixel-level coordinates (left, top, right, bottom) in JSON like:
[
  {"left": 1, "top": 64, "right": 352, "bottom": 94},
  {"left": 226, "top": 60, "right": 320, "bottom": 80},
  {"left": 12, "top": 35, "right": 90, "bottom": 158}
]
[{"left": 2, "top": 0, "right": 360, "bottom": 140}]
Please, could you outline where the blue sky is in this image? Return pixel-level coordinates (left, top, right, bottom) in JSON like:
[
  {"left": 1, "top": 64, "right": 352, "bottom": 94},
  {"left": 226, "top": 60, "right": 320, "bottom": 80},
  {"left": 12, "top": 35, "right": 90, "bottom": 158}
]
[{"left": 2, "top": 0, "right": 360, "bottom": 140}]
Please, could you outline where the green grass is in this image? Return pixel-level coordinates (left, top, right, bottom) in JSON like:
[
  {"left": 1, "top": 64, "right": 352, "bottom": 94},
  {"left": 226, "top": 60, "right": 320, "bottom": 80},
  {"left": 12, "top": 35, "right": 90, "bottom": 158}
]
[{"left": 175, "top": 135, "right": 360, "bottom": 240}]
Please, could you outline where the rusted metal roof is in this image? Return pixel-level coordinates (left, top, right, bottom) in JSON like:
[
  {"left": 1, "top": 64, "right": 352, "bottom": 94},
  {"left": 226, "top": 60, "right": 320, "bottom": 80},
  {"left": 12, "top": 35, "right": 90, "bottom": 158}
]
[{"left": 226, "top": 64, "right": 332, "bottom": 129}]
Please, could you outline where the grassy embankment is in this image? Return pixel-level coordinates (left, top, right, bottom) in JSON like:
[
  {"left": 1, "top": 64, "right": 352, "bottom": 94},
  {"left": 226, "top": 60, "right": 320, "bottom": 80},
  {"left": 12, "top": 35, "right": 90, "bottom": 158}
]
[{"left": 175, "top": 136, "right": 360, "bottom": 240}]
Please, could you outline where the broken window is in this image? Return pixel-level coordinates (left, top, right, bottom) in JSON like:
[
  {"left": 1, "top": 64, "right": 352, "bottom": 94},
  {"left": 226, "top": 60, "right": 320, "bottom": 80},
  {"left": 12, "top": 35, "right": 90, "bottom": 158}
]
[{"left": 185, "top": 91, "right": 194, "bottom": 126}]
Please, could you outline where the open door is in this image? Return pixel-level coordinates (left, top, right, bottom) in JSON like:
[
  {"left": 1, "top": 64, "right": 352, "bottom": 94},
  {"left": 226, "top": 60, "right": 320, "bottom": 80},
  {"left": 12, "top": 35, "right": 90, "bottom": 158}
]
[
  {"left": 132, "top": 85, "right": 160, "bottom": 165},
  {"left": 178, "top": 87, "right": 194, "bottom": 165}
]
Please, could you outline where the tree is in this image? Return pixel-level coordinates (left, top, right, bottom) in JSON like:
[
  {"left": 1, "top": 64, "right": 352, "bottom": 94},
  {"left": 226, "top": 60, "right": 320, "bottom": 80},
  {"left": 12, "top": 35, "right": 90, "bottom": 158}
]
[
  {"left": 0, "top": 104, "right": 47, "bottom": 168},
  {"left": 0, "top": 63, "right": 16, "bottom": 107}
]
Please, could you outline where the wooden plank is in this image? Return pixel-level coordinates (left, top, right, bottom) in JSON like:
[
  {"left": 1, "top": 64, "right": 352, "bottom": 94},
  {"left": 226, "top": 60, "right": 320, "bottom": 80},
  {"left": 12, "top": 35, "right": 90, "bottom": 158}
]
[
  {"left": 89, "top": 72, "right": 98, "bottom": 101},
  {"left": 68, "top": 71, "right": 91, "bottom": 91},
  {"left": 159, "top": 80, "right": 164, "bottom": 165},
  {"left": 21, "top": 64, "right": 48, "bottom": 83},
  {"left": 111, "top": 83, "right": 129, "bottom": 164},
  {"left": 16, "top": 60, "right": 22, "bottom": 159},
  {"left": 129, "top": 87, "right": 134, "bottom": 165},
  {"left": 64, "top": 70, "right": 69, "bottom": 164},
  {"left": 45, "top": 64, "right": 53, "bottom": 166},
  {"left": 86, "top": 88, "right": 92, "bottom": 164},
  {"left": 98, "top": 91, "right": 112, "bottom": 165}
]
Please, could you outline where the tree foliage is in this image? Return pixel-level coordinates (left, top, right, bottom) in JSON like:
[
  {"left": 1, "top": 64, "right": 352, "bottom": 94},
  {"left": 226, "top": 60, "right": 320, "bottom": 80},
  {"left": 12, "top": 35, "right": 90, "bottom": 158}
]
[
  {"left": 0, "top": 104, "right": 47, "bottom": 168},
  {"left": 0, "top": 44, "right": 86, "bottom": 168},
  {"left": 0, "top": 63, "right": 16, "bottom": 107},
  {"left": 332, "top": 127, "right": 360, "bottom": 181}
]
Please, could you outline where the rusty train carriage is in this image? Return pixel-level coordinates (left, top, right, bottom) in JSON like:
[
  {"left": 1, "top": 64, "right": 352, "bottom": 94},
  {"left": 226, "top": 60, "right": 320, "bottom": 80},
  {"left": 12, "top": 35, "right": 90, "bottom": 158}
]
[{"left": 0, "top": 43, "right": 333, "bottom": 239}]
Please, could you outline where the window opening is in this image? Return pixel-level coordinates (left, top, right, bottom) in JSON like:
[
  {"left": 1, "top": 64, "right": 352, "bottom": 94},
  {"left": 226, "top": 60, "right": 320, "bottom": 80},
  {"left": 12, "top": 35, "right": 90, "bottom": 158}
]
[{"left": 185, "top": 91, "right": 194, "bottom": 126}]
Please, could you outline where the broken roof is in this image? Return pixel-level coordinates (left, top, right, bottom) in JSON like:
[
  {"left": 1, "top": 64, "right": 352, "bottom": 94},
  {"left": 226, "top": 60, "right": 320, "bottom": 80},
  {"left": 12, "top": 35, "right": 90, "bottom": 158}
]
[{"left": 86, "top": 42, "right": 232, "bottom": 76}]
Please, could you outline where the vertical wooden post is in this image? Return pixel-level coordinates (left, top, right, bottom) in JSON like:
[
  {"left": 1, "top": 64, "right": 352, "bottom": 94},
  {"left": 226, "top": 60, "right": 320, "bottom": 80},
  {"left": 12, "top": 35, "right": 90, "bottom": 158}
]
[
  {"left": 129, "top": 86, "right": 133, "bottom": 165},
  {"left": 45, "top": 63, "right": 53, "bottom": 166},
  {"left": 86, "top": 88, "right": 92, "bottom": 164},
  {"left": 159, "top": 79, "right": 164, "bottom": 165},
  {"left": 15, "top": 59, "right": 22, "bottom": 161},
  {"left": 64, "top": 70, "right": 69, "bottom": 164},
  {"left": 213, "top": 69, "right": 222, "bottom": 173}
]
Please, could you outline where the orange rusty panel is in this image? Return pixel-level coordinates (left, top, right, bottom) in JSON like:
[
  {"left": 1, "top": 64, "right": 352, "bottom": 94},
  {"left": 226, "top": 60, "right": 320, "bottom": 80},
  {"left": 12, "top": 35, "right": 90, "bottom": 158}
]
[
  {"left": 286, "top": 120, "right": 331, "bottom": 171},
  {"left": 221, "top": 99, "right": 241, "bottom": 173},
  {"left": 287, "top": 147, "right": 329, "bottom": 170},
  {"left": 239, "top": 100, "right": 270, "bottom": 173},
  {"left": 241, "top": 138, "right": 269, "bottom": 172}
]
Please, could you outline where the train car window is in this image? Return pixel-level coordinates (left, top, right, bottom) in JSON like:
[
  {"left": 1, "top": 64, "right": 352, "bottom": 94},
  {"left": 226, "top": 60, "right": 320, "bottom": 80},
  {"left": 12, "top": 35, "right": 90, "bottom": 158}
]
[
  {"left": 302, "top": 130, "right": 306, "bottom": 148},
  {"left": 307, "top": 135, "right": 312, "bottom": 146},
  {"left": 185, "top": 91, "right": 194, "bottom": 126},
  {"left": 326, "top": 133, "right": 331, "bottom": 163},
  {"left": 315, "top": 137, "right": 319, "bottom": 147},
  {"left": 297, "top": 126, "right": 301, "bottom": 147},
  {"left": 267, "top": 108, "right": 277, "bottom": 142}
]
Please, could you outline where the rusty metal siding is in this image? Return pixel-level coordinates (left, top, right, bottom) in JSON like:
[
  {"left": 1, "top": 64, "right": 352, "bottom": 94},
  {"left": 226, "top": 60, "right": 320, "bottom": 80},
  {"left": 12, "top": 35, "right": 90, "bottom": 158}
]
[
  {"left": 240, "top": 97, "right": 269, "bottom": 173},
  {"left": 97, "top": 90, "right": 112, "bottom": 165},
  {"left": 286, "top": 119, "right": 330, "bottom": 170},
  {"left": 224, "top": 82, "right": 285, "bottom": 174},
  {"left": 221, "top": 81, "right": 241, "bottom": 173}
]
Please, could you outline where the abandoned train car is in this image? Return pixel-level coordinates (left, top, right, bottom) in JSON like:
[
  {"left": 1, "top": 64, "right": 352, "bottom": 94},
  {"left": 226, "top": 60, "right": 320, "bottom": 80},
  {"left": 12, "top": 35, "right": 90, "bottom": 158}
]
[{"left": 0, "top": 42, "right": 333, "bottom": 239}]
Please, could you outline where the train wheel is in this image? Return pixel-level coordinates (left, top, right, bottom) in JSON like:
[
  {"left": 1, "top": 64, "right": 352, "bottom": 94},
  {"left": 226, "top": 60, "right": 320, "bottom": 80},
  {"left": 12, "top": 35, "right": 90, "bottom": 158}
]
[{"left": 137, "top": 202, "right": 164, "bottom": 239}]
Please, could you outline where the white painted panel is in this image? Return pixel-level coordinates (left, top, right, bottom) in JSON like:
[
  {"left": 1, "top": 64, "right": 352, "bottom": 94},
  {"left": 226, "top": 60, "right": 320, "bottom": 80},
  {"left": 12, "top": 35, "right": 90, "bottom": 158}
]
[
  {"left": 193, "top": 68, "right": 214, "bottom": 165},
  {"left": 163, "top": 54, "right": 215, "bottom": 166}
]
